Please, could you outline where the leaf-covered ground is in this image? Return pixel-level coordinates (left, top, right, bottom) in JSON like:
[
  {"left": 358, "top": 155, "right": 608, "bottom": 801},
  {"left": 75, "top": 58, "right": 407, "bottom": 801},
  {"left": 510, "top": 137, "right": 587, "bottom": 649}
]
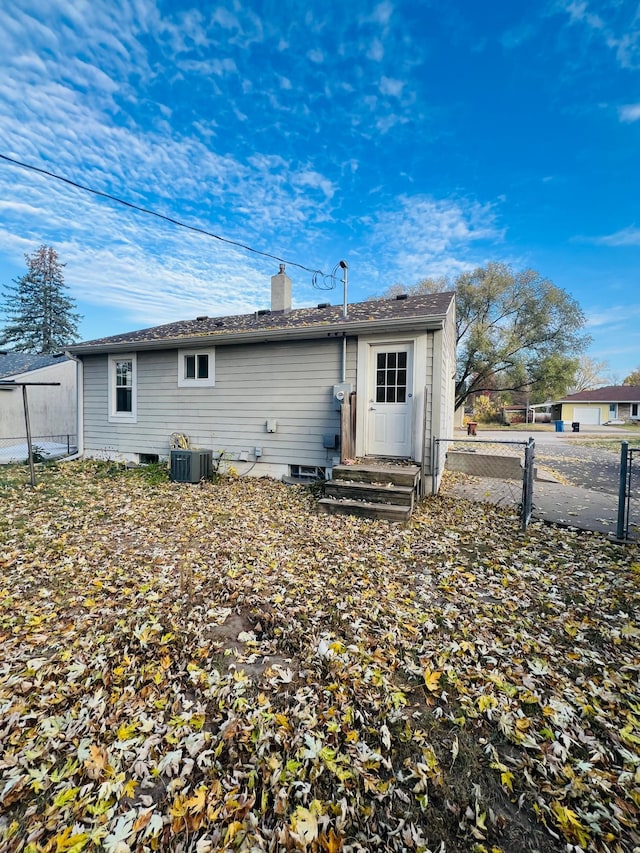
[{"left": 1, "top": 461, "right": 639, "bottom": 853}]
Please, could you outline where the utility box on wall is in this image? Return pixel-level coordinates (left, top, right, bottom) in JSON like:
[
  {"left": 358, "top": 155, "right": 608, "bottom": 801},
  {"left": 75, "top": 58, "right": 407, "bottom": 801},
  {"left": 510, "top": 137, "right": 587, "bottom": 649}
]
[
  {"left": 170, "top": 449, "right": 213, "bottom": 483},
  {"left": 333, "top": 383, "right": 352, "bottom": 403}
]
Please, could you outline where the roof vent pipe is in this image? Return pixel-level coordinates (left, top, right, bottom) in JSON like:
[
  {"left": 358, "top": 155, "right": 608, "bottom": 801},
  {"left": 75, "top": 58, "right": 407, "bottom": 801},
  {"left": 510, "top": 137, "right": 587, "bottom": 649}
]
[
  {"left": 271, "top": 263, "right": 292, "bottom": 314},
  {"left": 339, "top": 260, "right": 348, "bottom": 318}
]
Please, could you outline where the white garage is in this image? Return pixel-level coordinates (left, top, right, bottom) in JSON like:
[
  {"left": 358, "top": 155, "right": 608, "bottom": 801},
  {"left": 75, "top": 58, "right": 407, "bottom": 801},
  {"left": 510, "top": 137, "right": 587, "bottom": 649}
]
[{"left": 572, "top": 406, "right": 601, "bottom": 425}]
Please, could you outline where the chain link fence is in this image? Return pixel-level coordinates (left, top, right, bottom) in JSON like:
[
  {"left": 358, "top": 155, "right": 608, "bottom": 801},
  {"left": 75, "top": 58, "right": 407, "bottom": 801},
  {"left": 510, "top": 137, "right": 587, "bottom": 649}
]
[
  {"left": 617, "top": 443, "right": 640, "bottom": 541},
  {"left": 0, "top": 434, "right": 77, "bottom": 464},
  {"left": 434, "top": 437, "right": 536, "bottom": 529}
]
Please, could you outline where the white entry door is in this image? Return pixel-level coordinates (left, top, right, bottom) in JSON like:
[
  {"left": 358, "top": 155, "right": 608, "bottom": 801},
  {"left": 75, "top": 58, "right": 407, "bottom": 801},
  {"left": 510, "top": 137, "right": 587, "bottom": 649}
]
[{"left": 366, "top": 343, "right": 413, "bottom": 457}]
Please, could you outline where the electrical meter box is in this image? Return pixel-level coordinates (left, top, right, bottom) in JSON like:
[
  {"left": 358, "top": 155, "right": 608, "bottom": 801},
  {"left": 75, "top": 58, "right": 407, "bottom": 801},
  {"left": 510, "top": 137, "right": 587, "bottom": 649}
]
[{"left": 333, "top": 383, "right": 352, "bottom": 402}]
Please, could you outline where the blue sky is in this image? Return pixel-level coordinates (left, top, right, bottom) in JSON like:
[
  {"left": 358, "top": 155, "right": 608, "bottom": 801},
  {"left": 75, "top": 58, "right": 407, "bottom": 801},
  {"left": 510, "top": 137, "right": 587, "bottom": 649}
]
[{"left": 0, "top": 0, "right": 638, "bottom": 378}]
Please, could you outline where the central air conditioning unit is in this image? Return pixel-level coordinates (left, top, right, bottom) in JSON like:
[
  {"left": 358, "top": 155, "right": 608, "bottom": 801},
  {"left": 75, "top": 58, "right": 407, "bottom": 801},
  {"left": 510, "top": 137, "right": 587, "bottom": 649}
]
[{"left": 170, "top": 449, "right": 213, "bottom": 483}]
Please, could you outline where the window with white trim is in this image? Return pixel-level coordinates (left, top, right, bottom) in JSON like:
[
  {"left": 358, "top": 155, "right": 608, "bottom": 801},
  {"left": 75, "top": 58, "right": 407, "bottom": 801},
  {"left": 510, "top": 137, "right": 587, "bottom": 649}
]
[
  {"left": 108, "top": 354, "right": 137, "bottom": 422},
  {"left": 632, "top": 403, "right": 639, "bottom": 419},
  {"left": 178, "top": 348, "right": 215, "bottom": 387}
]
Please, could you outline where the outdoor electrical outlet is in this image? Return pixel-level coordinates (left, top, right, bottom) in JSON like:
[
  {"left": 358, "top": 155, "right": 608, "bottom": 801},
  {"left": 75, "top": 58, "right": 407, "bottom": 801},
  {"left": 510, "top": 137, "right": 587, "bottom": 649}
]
[{"left": 255, "top": 447, "right": 263, "bottom": 458}]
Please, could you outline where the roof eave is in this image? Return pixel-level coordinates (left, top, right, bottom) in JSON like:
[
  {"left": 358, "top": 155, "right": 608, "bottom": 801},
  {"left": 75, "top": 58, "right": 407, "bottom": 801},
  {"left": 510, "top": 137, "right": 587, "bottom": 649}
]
[{"left": 67, "top": 314, "right": 448, "bottom": 355}]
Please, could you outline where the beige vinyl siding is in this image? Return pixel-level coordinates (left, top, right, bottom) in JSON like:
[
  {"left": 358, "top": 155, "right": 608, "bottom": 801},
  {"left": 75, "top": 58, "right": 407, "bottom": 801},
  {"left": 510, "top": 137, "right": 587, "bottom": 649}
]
[
  {"left": 428, "top": 298, "right": 456, "bottom": 490},
  {"left": 83, "top": 338, "right": 357, "bottom": 466},
  {"left": 421, "top": 332, "right": 435, "bottom": 463}
]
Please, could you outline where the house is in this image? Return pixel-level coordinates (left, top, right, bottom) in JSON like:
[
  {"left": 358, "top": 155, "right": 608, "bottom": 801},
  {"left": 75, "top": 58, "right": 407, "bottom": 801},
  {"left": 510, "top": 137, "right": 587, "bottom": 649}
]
[
  {"left": 0, "top": 352, "right": 77, "bottom": 446},
  {"left": 552, "top": 386, "right": 640, "bottom": 426},
  {"left": 67, "top": 267, "right": 456, "bottom": 486}
]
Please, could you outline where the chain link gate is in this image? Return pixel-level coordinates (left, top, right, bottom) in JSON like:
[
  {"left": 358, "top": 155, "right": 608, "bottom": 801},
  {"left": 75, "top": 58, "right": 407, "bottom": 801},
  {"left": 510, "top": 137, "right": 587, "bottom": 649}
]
[
  {"left": 616, "top": 441, "right": 640, "bottom": 541},
  {"left": 433, "top": 437, "right": 536, "bottom": 530}
]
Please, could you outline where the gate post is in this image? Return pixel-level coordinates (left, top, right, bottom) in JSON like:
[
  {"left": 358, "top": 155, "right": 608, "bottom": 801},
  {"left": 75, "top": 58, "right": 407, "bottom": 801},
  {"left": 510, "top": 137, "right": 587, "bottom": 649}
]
[
  {"left": 616, "top": 441, "right": 629, "bottom": 541},
  {"left": 431, "top": 439, "right": 439, "bottom": 496},
  {"left": 521, "top": 437, "right": 535, "bottom": 529}
]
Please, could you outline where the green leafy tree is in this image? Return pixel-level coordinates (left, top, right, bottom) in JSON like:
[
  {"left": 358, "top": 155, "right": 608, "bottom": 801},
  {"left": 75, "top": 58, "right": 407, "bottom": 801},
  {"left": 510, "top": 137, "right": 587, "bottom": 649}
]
[
  {"left": 379, "top": 263, "right": 589, "bottom": 410},
  {"left": 0, "top": 245, "right": 81, "bottom": 353},
  {"left": 622, "top": 367, "right": 640, "bottom": 386}
]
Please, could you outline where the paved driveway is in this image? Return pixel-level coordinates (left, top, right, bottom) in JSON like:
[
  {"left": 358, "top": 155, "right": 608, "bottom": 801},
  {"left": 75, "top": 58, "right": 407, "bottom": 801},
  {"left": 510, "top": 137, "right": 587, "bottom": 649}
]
[{"left": 443, "top": 428, "right": 639, "bottom": 539}]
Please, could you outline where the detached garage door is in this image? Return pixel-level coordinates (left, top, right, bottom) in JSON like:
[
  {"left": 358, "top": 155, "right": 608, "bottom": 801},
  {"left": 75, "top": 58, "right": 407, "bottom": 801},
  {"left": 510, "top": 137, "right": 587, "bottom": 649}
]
[{"left": 572, "top": 406, "right": 601, "bottom": 425}]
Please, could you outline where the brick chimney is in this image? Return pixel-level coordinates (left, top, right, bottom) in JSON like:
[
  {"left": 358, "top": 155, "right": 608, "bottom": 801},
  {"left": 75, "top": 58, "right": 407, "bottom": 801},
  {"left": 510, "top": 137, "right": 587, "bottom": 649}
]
[{"left": 271, "top": 263, "right": 292, "bottom": 313}]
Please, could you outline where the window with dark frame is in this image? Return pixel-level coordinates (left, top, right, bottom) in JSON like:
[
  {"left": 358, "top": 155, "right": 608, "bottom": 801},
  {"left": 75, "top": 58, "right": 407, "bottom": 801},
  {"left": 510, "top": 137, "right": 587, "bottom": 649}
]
[
  {"left": 375, "top": 351, "right": 407, "bottom": 404},
  {"left": 185, "top": 353, "right": 209, "bottom": 380},
  {"left": 197, "top": 354, "right": 208, "bottom": 379},
  {"left": 115, "top": 360, "right": 133, "bottom": 413}
]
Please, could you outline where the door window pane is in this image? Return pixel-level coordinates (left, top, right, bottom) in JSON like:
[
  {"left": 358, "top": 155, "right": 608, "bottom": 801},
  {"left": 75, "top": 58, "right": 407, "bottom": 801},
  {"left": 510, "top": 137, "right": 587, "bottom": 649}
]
[{"left": 375, "top": 350, "right": 408, "bottom": 406}]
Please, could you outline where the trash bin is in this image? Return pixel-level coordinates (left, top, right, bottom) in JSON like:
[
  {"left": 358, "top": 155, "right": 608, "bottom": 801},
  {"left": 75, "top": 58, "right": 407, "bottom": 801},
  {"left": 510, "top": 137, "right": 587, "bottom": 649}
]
[
  {"left": 554, "top": 421, "right": 564, "bottom": 432},
  {"left": 572, "top": 422, "right": 580, "bottom": 432},
  {"left": 467, "top": 421, "right": 477, "bottom": 436}
]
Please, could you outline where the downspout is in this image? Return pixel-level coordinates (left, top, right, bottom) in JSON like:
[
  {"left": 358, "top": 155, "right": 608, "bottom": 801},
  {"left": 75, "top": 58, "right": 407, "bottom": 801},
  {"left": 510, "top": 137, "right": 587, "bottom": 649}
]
[
  {"left": 62, "top": 351, "right": 84, "bottom": 460},
  {"left": 342, "top": 335, "right": 346, "bottom": 383}
]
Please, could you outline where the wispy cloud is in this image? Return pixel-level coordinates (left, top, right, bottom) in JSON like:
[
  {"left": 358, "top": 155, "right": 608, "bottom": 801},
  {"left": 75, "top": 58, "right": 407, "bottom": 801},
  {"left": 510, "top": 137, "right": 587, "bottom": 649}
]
[
  {"left": 379, "top": 77, "right": 404, "bottom": 97},
  {"left": 586, "top": 303, "right": 640, "bottom": 329},
  {"left": 367, "top": 38, "right": 384, "bottom": 61},
  {"left": 619, "top": 103, "right": 640, "bottom": 122},
  {"left": 356, "top": 195, "right": 504, "bottom": 288},
  {"left": 591, "top": 227, "right": 640, "bottom": 247},
  {"left": 370, "top": 2, "right": 394, "bottom": 27},
  {"left": 564, "top": 1, "right": 605, "bottom": 32},
  {"left": 560, "top": 0, "right": 640, "bottom": 70}
]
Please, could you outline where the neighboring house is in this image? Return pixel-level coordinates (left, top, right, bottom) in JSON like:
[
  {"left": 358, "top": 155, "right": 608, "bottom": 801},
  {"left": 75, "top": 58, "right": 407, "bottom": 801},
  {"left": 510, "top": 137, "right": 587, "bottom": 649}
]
[
  {"left": 0, "top": 352, "right": 77, "bottom": 440},
  {"left": 552, "top": 386, "right": 640, "bottom": 425},
  {"left": 67, "top": 267, "right": 456, "bottom": 483}
]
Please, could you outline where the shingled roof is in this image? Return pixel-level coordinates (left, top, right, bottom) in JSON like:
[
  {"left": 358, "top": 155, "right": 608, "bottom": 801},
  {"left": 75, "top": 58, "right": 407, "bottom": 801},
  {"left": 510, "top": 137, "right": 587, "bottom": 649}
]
[
  {"left": 0, "top": 352, "right": 69, "bottom": 380},
  {"left": 558, "top": 385, "right": 640, "bottom": 403},
  {"left": 68, "top": 292, "right": 455, "bottom": 354}
]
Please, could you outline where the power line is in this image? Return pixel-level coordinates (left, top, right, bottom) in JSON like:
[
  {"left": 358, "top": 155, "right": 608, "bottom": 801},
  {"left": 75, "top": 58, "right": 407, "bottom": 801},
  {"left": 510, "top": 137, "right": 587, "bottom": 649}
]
[{"left": 0, "top": 153, "right": 325, "bottom": 277}]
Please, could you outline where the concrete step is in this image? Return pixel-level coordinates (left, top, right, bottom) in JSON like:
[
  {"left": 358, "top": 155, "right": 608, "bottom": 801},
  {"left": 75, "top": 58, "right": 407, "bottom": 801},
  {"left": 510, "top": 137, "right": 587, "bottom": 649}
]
[
  {"left": 331, "top": 464, "right": 420, "bottom": 488},
  {"left": 317, "top": 497, "right": 412, "bottom": 522},
  {"left": 325, "top": 480, "right": 415, "bottom": 507}
]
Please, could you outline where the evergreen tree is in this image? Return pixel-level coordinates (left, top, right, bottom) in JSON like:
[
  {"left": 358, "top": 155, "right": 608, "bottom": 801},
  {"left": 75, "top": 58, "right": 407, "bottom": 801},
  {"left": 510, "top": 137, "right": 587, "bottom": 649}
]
[{"left": 0, "top": 245, "right": 82, "bottom": 352}]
